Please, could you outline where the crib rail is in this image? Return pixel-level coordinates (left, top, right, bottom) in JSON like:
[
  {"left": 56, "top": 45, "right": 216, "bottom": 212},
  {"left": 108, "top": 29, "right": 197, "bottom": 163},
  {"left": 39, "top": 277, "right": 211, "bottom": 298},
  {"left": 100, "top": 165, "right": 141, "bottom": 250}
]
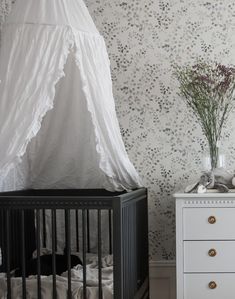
[{"left": 0, "top": 188, "right": 148, "bottom": 299}]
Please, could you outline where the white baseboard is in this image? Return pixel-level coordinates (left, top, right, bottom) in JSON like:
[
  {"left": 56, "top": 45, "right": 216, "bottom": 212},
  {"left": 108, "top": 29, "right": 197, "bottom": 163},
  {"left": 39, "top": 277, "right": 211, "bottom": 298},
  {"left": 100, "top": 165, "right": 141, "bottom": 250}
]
[{"left": 149, "top": 260, "right": 176, "bottom": 299}]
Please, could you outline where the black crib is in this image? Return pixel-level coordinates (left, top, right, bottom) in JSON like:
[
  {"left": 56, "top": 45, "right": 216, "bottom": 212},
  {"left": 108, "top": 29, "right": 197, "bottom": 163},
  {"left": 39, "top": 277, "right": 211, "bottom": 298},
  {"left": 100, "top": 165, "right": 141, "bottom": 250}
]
[{"left": 0, "top": 188, "right": 149, "bottom": 299}]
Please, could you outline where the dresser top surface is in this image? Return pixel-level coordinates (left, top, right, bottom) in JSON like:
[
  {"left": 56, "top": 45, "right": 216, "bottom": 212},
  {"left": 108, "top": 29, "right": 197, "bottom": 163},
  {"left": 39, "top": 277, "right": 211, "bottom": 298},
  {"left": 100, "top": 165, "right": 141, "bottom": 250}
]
[{"left": 174, "top": 191, "right": 235, "bottom": 199}]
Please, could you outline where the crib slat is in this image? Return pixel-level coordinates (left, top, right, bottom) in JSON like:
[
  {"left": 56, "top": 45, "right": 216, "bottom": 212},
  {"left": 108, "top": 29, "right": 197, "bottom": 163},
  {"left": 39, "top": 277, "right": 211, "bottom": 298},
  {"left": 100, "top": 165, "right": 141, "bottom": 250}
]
[
  {"left": 108, "top": 210, "right": 113, "bottom": 254},
  {"left": 82, "top": 210, "right": 87, "bottom": 299},
  {"left": 42, "top": 210, "right": 46, "bottom": 248},
  {"left": 6, "top": 209, "right": 11, "bottom": 299},
  {"left": 87, "top": 210, "right": 90, "bottom": 253},
  {"left": 76, "top": 210, "right": 79, "bottom": 252},
  {"left": 21, "top": 210, "right": 27, "bottom": 299},
  {"left": 98, "top": 210, "right": 103, "bottom": 299},
  {"left": 54, "top": 210, "right": 57, "bottom": 252},
  {"left": 0, "top": 210, "right": 5, "bottom": 272},
  {"left": 51, "top": 209, "right": 57, "bottom": 299},
  {"left": 65, "top": 210, "right": 72, "bottom": 299},
  {"left": 42, "top": 209, "right": 47, "bottom": 248},
  {"left": 36, "top": 210, "right": 41, "bottom": 299}
]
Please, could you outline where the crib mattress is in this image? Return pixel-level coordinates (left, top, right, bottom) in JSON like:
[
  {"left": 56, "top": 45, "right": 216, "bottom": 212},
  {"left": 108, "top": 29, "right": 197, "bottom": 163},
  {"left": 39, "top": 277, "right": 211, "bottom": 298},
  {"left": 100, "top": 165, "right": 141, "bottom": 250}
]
[{"left": 0, "top": 253, "right": 113, "bottom": 299}]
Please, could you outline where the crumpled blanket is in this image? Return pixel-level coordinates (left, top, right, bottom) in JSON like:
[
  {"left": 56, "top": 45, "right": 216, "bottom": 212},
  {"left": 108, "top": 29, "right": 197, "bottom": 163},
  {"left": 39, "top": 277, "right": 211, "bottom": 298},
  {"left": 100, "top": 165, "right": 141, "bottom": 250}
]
[{"left": 0, "top": 254, "right": 113, "bottom": 299}]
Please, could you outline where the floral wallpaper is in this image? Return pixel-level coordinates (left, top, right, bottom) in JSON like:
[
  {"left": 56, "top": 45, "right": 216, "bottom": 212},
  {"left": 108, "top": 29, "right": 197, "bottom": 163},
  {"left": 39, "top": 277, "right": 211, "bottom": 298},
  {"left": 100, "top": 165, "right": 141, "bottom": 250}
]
[
  {"left": 0, "top": 0, "right": 11, "bottom": 39},
  {"left": 2, "top": 0, "right": 235, "bottom": 261}
]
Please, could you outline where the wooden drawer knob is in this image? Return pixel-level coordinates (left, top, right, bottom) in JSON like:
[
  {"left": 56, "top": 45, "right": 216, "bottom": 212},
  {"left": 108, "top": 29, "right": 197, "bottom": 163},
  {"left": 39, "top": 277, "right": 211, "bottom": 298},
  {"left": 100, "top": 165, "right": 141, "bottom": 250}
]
[
  {"left": 209, "top": 281, "right": 217, "bottom": 289},
  {"left": 208, "top": 248, "right": 217, "bottom": 257},
  {"left": 208, "top": 216, "right": 216, "bottom": 224}
]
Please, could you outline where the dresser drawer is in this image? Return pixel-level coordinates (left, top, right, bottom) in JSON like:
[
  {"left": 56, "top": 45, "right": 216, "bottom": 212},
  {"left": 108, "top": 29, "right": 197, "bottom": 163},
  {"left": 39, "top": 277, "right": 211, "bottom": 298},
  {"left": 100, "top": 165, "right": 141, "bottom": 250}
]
[
  {"left": 183, "top": 208, "right": 235, "bottom": 240},
  {"left": 184, "top": 241, "right": 235, "bottom": 272},
  {"left": 184, "top": 273, "right": 235, "bottom": 299}
]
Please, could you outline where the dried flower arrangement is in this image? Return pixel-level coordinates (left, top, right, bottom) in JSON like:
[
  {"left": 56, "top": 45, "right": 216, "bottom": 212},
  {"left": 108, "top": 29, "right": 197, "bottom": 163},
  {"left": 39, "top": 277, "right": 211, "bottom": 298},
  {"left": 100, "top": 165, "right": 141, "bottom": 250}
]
[{"left": 175, "top": 61, "right": 235, "bottom": 169}]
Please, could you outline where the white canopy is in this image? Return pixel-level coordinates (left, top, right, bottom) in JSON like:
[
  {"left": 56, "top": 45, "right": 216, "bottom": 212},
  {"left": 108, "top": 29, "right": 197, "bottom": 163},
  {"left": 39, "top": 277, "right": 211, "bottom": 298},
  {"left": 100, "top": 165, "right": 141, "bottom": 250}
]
[{"left": 0, "top": 0, "right": 142, "bottom": 191}]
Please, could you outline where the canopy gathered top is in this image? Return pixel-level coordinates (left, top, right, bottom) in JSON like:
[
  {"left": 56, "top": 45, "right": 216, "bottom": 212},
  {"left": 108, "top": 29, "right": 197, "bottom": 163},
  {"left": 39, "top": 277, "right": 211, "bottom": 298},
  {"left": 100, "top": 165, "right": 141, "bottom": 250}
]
[{"left": 0, "top": 0, "right": 142, "bottom": 191}]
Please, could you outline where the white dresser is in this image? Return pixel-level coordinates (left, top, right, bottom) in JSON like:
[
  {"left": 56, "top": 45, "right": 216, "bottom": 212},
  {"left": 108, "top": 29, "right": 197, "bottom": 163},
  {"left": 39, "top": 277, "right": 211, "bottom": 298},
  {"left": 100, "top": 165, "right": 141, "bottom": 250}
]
[{"left": 175, "top": 193, "right": 235, "bottom": 299}]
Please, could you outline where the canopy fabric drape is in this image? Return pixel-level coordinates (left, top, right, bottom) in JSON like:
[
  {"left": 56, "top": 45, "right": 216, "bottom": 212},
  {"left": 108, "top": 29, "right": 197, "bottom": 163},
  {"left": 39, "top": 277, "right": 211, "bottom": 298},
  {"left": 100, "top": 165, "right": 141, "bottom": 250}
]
[{"left": 0, "top": 0, "right": 142, "bottom": 191}]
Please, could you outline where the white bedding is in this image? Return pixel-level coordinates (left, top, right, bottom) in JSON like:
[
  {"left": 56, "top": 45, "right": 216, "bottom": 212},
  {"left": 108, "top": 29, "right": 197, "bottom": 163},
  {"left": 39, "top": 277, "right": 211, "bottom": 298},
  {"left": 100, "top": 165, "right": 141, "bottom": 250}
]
[{"left": 0, "top": 254, "right": 113, "bottom": 299}]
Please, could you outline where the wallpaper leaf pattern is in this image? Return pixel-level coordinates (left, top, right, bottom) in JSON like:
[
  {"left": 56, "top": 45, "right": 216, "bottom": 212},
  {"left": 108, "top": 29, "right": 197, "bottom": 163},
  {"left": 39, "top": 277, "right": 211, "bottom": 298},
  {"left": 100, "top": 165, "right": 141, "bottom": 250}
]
[{"left": 1, "top": 0, "right": 235, "bottom": 261}]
